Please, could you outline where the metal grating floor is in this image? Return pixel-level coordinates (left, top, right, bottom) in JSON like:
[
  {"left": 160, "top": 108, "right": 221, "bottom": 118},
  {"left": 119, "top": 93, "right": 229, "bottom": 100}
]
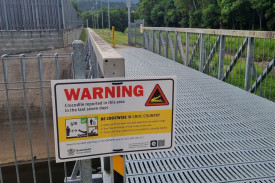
[{"left": 119, "top": 48, "right": 275, "bottom": 183}]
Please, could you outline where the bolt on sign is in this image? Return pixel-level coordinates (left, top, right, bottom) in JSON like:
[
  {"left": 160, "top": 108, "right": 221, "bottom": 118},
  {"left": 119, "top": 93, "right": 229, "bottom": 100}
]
[{"left": 51, "top": 76, "right": 176, "bottom": 162}]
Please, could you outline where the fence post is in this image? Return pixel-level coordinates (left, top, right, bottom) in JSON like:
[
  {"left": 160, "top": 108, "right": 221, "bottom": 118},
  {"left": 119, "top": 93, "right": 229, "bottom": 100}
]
[
  {"left": 72, "top": 40, "right": 93, "bottom": 183},
  {"left": 153, "top": 30, "right": 155, "bottom": 53},
  {"left": 143, "top": 30, "right": 146, "bottom": 49},
  {"left": 3, "top": 0, "right": 9, "bottom": 30},
  {"left": 218, "top": 35, "right": 225, "bottom": 80},
  {"left": 186, "top": 33, "right": 189, "bottom": 66},
  {"left": 57, "top": 0, "right": 61, "bottom": 30},
  {"left": 134, "top": 23, "right": 137, "bottom": 46},
  {"left": 61, "top": 0, "right": 66, "bottom": 29},
  {"left": 128, "top": 23, "right": 131, "bottom": 45},
  {"left": 159, "top": 30, "right": 162, "bottom": 55},
  {"left": 245, "top": 37, "right": 254, "bottom": 91},
  {"left": 165, "top": 31, "right": 169, "bottom": 58},
  {"left": 199, "top": 33, "right": 204, "bottom": 72},
  {"left": 174, "top": 32, "right": 178, "bottom": 62}
]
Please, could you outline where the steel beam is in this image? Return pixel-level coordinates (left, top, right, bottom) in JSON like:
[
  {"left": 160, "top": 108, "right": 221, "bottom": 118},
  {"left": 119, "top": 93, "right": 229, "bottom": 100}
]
[
  {"left": 176, "top": 32, "right": 186, "bottom": 65},
  {"left": 199, "top": 34, "right": 204, "bottom": 72},
  {"left": 203, "top": 36, "right": 220, "bottom": 73},
  {"left": 249, "top": 58, "right": 274, "bottom": 93},
  {"left": 218, "top": 35, "right": 225, "bottom": 80},
  {"left": 222, "top": 38, "right": 248, "bottom": 81},
  {"left": 189, "top": 35, "right": 200, "bottom": 66},
  {"left": 244, "top": 38, "right": 254, "bottom": 91},
  {"left": 153, "top": 30, "right": 160, "bottom": 54},
  {"left": 167, "top": 32, "right": 175, "bottom": 61}
]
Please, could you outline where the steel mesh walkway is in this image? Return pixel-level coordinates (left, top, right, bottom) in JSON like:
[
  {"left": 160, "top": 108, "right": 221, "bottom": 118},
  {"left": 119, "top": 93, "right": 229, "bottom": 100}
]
[{"left": 119, "top": 48, "right": 275, "bottom": 183}]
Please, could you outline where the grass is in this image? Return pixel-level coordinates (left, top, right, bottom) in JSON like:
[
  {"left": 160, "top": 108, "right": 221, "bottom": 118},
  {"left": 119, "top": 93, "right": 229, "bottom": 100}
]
[
  {"left": 80, "top": 28, "right": 87, "bottom": 43},
  {"left": 93, "top": 28, "right": 128, "bottom": 45}
]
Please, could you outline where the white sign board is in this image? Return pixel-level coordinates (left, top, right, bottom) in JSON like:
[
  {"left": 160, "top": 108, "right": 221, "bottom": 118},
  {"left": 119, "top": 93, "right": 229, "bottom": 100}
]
[{"left": 51, "top": 77, "right": 176, "bottom": 162}]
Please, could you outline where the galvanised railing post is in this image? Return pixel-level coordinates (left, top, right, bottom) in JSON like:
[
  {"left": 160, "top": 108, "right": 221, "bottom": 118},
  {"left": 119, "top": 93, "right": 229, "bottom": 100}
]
[
  {"left": 61, "top": 0, "right": 66, "bottom": 29},
  {"left": 147, "top": 30, "right": 150, "bottom": 50},
  {"left": 3, "top": 0, "right": 9, "bottom": 30},
  {"left": 148, "top": 30, "right": 152, "bottom": 51},
  {"left": 72, "top": 40, "right": 93, "bottom": 183},
  {"left": 245, "top": 37, "right": 254, "bottom": 91},
  {"left": 143, "top": 30, "right": 146, "bottom": 49},
  {"left": 175, "top": 32, "right": 178, "bottom": 62},
  {"left": 218, "top": 35, "right": 225, "bottom": 80},
  {"left": 199, "top": 33, "right": 204, "bottom": 72},
  {"left": 135, "top": 23, "right": 137, "bottom": 46},
  {"left": 153, "top": 30, "right": 155, "bottom": 53},
  {"left": 159, "top": 30, "right": 162, "bottom": 55},
  {"left": 57, "top": 0, "right": 61, "bottom": 30},
  {"left": 128, "top": 23, "right": 131, "bottom": 45},
  {"left": 186, "top": 33, "right": 189, "bottom": 66},
  {"left": 165, "top": 31, "right": 169, "bottom": 58}
]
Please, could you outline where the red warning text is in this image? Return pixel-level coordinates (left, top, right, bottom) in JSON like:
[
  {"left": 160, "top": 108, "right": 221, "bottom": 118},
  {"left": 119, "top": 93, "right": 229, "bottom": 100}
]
[{"left": 64, "top": 85, "right": 144, "bottom": 101}]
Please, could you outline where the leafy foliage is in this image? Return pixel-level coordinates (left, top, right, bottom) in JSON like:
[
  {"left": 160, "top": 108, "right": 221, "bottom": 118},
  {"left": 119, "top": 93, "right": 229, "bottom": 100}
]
[{"left": 135, "top": 0, "right": 275, "bottom": 30}]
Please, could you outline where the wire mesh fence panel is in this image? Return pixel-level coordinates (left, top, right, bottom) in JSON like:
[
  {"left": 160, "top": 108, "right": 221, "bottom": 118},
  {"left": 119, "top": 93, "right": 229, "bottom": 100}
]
[
  {"left": 0, "top": 0, "right": 82, "bottom": 30},
  {"left": 0, "top": 53, "right": 74, "bottom": 183}
]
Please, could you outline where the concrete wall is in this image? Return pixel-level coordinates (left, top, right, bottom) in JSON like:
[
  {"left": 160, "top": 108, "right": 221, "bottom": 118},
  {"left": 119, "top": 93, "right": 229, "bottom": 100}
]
[{"left": 0, "top": 26, "right": 83, "bottom": 55}]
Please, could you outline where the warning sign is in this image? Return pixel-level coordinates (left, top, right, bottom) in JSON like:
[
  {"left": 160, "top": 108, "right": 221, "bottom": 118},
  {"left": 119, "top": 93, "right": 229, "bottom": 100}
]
[
  {"left": 51, "top": 76, "right": 176, "bottom": 162},
  {"left": 145, "top": 84, "right": 169, "bottom": 106}
]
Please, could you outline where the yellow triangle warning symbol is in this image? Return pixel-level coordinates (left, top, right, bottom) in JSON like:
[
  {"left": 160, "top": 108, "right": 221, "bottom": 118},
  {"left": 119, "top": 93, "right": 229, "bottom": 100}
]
[{"left": 145, "top": 84, "right": 169, "bottom": 106}]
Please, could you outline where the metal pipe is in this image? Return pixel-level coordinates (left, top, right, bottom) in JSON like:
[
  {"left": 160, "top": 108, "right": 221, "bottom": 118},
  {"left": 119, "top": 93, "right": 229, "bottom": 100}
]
[
  {"left": 101, "top": 0, "right": 103, "bottom": 33},
  {"left": 19, "top": 54, "right": 37, "bottom": 183},
  {"left": 3, "top": 0, "right": 9, "bottom": 30},
  {"left": 108, "top": 0, "right": 110, "bottom": 38},
  {"left": 37, "top": 54, "right": 53, "bottom": 183},
  {"left": 1, "top": 55, "right": 20, "bottom": 183}
]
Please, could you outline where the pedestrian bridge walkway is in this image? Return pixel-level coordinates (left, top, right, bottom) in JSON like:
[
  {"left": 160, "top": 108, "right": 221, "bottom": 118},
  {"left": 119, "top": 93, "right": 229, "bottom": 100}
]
[
  {"left": 119, "top": 48, "right": 275, "bottom": 182},
  {"left": 1, "top": 28, "right": 275, "bottom": 183}
]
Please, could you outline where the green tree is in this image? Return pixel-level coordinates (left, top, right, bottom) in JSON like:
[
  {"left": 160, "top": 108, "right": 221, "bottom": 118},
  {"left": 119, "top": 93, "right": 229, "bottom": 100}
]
[
  {"left": 265, "top": 2, "right": 275, "bottom": 30},
  {"left": 70, "top": 0, "right": 81, "bottom": 15},
  {"left": 250, "top": 0, "right": 270, "bottom": 30},
  {"left": 217, "top": 0, "right": 253, "bottom": 29},
  {"left": 201, "top": 1, "right": 221, "bottom": 28}
]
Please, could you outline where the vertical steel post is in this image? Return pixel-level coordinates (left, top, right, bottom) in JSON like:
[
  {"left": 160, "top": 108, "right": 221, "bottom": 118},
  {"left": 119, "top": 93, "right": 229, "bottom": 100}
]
[
  {"left": 57, "top": 0, "right": 61, "bottom": 29},
  {"left": 174, "top": 32, "right": 178, "bottom": 62},
  {"left": 165, "top": 31, "right": 169, "bottom": 58},
  {"left": 72, "top": 40, "right": 93, "bottom": 183},
  {"left": 245, "top": 37, "right": 254, "bottom": 91},
  {"left": 153, "top": 30, "right": 155, "bottom": 53},
  {"left": 61, "top": 0, "right": 65, "bottom": 29},
  {"left": 35, "top": 0, "right": 40, "bottom": 29},
  {"left": 101, "top": 0, "right": 103, "bottom": 33},
  {"left": 128, "top": 24, "right": 131, "bottom": 45},
  {"left": 158, "top": 30, "right": 162, "bottom": 55},
  {"left": 3, "top": 0, "right": 9, "bottom": 30},
  {"left": 108, "top": 0, "right": 110, "bottom": 38},
  {"left": 127, "top": 0, "right": 131, "bottom": 23},
  {"left": 199, "top": 33, "right": 204, "bottom": 72},
  {"left": 218, "top": 35, "right": 225, "bottom": 80},
  {"left": 135, "top": 23, "right": 137, "bottom": 46},
  {"left": 186, "top": 33, "right": 189, "bottom": 66},
  {"left": 86, "top": 19, "right": 89, "bottom": 28},
  {"left": 112, "top": 26, "right": 115, "bottom": 48},
  {"left": 143, "top": 30, "right": 146, "bottom": 49}
]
